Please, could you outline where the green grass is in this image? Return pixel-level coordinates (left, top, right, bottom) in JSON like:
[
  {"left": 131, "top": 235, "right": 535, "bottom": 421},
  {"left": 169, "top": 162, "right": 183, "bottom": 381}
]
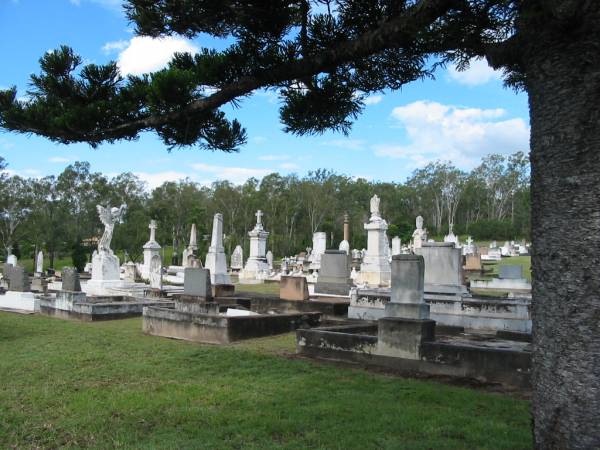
[
  {"left": 474, "top": 256, "right": 532, "bottom": 282},
  {"left": 234, "top": 281, "right": 281, "bottom": 296},
  {"left": 10, "top": 256, "right": 74, "bottom": 273},
  {"left": 0, "top": 313, "right": 532, "bottom": 449}
]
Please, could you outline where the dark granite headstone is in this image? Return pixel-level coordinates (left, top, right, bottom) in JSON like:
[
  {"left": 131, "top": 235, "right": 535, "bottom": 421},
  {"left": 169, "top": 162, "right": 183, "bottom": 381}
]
[
  {"left": 499, "top": 265, "right": 523, "bottom": 280},
  {"left": 184, "top": 268, "right": 212, "bottom": 298},
  {"left": 62, "top": 267, "right": 82, "bottom": 292},
  {"left": 8, "top": 265, "right": 30, "bottom": 292},
  {"left": 315, "top": 250, "right": 352, "bottom": 296}
]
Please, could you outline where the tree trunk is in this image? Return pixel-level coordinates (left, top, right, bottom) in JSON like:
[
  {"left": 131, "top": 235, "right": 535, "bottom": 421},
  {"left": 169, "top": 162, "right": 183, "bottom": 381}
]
[{"left": 525, "top": 12, "right": 600, "bottom": 448}]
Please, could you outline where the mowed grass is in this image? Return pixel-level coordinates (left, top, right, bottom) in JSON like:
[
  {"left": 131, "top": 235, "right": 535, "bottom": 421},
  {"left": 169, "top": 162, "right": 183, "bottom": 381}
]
[{"left": 0, "top": 313, "right": 531, "bottom": 449}]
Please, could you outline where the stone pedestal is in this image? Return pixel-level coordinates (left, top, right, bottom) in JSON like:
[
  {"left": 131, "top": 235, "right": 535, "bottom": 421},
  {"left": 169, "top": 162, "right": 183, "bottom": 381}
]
[
  {"left": 204, "top": 213, "right": 231, "bottom": 284},
  {"left": 280, "top": 276, "right": 309, "bottom": 301},
  {"left": 86, "top": 251, "right": 123, "bottom": 295},
  {"left": 376, "top": 317, "right": 436, "bottom": 359},
  {"left": 359, "top": 216, "right": 391, "bottom": 287},
  {"left": 384, "top": 254, "right": 430, "bottom": 319}
]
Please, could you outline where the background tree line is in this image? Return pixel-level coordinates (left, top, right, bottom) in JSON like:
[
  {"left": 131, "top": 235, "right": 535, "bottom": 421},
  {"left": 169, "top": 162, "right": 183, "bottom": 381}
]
[{"left": 0, "top": 151, "right": 529, "bottom": 267}]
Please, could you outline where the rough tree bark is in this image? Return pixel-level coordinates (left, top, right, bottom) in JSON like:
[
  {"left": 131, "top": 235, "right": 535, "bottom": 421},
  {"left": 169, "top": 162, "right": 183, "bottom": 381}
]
[{"left": 525, "top": 7, "right": 600, "bottom": 448}]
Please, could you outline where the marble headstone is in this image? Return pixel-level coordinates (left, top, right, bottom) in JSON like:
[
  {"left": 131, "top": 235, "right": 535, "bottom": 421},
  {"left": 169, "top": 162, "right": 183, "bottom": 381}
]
[{"left": 62, "top": 267, "right": 82, "bottom": 292}]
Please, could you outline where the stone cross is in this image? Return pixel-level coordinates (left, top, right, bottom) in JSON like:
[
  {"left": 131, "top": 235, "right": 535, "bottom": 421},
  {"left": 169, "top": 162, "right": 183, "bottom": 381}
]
[
  {"left": 149, "top": 220, "right": 157, "bottom": 242},
  {"left": 467, "top": 236, "right": 473, "bottom": 246},
  {"left": 256, "top": 210, "right": 263, "bottom": 226}
]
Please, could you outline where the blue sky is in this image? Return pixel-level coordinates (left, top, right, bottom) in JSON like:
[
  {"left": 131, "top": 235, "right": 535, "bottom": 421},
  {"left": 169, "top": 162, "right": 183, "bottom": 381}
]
[{"left": 0, "top": 0, "right": 530, "bottom": 188}]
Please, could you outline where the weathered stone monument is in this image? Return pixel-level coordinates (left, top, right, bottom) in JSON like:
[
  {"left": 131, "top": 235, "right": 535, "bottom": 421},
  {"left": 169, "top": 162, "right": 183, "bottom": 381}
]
[
  {"left": 414, "top": 242, "right": 464, "bottom": 294},
  {"left": 7, "top": 253, "right": 17, "bottom": 266},
  {"left": 308, "top": 232, "right": 327, "bottom": 271},
  {"left": 230, "top": 245, "right": 243, "bottom": 271},
  {"left": 86, "top": 204, "right": 127, "bottom": 295},
  {"left": 239, "top": 210, "right": 270, "bottom": 281},
  {"left": 443, "top": 223, "right": 458, "bottom": 246},
  {"left": 141, "top": 220, "right": 161, "bottom": 279},
  {"left": 266, "top": 250, "right": 274, "bottom": 271},
  {"left": 338, "top": 239, "right": 350, "bottom": 254},
  {"left": 359, "top": 195, "right": 391, "bottom": 286},
  {"left": 35, "top": 251, "right": 44, "bottom": 275},
  {"left": 62, "top": 267, "right": 82, "bottom": 292},
  {"left": 204, "top": 213, "right": 231, "bottom": 284},
  {"left": 182, "top": 224, "right": 199, "bottom": 268},
  {"left": 149, "top": 254, "right": 162, "bottom": 290},
  {"left": 280, "top": 275, "right": 310, "bottom": 301},
  {"left": 412, "top": 215, "right": 427, "bottom": 249},
  {"left": 315, "top": 250, "right": 353, "bottom": 296},
  {"left": 383, "top": 254, "right": 429, "bottom": 319}
]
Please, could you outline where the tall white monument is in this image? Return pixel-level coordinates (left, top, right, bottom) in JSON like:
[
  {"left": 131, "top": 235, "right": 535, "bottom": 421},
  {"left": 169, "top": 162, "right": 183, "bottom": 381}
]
[
  {"left": 141, "top": 219, "right": 161, "bottom": 279},
  {"left": 240, "top": 210, "right": 270, "bottom": 281},
  {"left": 359, "top": 195, "right": 391, "bottom": 286},
  {"left": 35, "top": 251, "right": 44, "bottom": 275},
  {"left": 87, "top": 204, "right": 127, "bottom": 294},
  {"left": 204, "top": 213, "right": 231, "bottom": 284}
]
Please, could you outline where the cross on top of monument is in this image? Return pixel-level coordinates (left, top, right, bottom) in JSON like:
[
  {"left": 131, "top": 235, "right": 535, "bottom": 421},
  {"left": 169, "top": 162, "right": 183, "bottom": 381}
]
[
  {"left": 149, "top": 219, "right": 157, "bottom": 241},
  {"left": 256, "top": 210, "right": 263, "bottom": 225}
]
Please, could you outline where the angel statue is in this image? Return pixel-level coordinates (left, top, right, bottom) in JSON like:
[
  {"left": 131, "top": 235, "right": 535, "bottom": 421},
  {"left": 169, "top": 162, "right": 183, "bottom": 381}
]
[{"left": 96, "top": 204, "right": 127, "bottom": 253}]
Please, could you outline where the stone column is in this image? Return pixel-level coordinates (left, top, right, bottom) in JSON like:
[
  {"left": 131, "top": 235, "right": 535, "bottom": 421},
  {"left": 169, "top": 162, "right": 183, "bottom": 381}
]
[{"left": 343, "top": 212, "right": 350, "bottom": 242}]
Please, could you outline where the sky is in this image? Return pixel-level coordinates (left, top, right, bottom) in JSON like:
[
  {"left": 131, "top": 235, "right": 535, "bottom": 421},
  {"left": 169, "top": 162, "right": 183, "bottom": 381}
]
[{"left": 0, "top": 0, "right": 530, "bottom": 189}]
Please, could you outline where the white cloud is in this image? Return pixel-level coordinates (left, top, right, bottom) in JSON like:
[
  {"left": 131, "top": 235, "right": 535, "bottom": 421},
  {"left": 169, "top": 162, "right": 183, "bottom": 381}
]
[
  {"left": 363, "top": 94, "right": 383, "bottom": 105},
  {"left": 279, "top": 163, "right": 299, "bottom": 170},
  {"left": 322, "top": 139, "right": 365, "bottom": 151},
  {"left": 101, "top": 39, "right": 128, "bottom": 55},
  {"left": 190, "top": 163, "right": 272, "bottom": 184},
  {"left": 447, "top": 57, "right": 502, "bottom": 86},
  {"left": 373, "top": 100, "right": 529, "bottom": 168},
  {"left": 114, "top": 36, "right": 198, "bottom": 76},
  {"left": 258, "top": 154, "right": 289, "bottom": 161},
  {"left": 48, "top": 156, "right": 70, "bottom": 163},
  {"left": 133, "top": 171, "right": 192, "bottom": 189}
]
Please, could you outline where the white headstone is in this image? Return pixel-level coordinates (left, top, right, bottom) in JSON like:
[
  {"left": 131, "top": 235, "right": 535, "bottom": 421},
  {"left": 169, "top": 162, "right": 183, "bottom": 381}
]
[
  {"left": 35, "top": 251, "right": 44, "bottom": 274},
  {"left": 339, "top": 239, "right": 350, "bottom": 255},
  {"left": 239, "top": 210, "right": 270, "bottom": 281},
  {"left": 149, "top": 254, "right": 162, "bottom": 290},
  {"left": 7, "top": 254, "right": 17, "bottom": 266},
  {"left": 266, "top": 250, "right": 273, "bottom": 269},
  {"left": 392, "top": 237, "right": 401, "bottom": 256},
  {"left": 205, "top": 213, "right": 231, "bottom": 284},
  {"left": 412, "top": 216, "right": 427, "bottom": 249},
  {"left": 359, "top": 195, "right": 391, "bottom": 286},
  {"left": 188, "top": 223, "right": 198, "bottom": 251},
  {"left": 308, "top": 232, "right": 327, "bottom": 270},
  {"left": 231, "top": 245, "right": 244, "bottom": 270}
]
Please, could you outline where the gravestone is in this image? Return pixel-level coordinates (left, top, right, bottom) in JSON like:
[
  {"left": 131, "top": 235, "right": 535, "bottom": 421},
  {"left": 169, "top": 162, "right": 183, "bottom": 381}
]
[
  {"left": 62, "top": 267, "right": 82, "bottom": 292},
  {"left": 35, "top": 251, "right": 44, "bottom": 275},
  {"left": 464, "top": 254, "right": 483, "bottom": 271},
  {"left": 149, "top": 254, "right": 162, "bottom": 290},
  {"left": 499, "top": 265, "right": 523, "bottom": 280},
  {"left": 392, "top": 237, "right": 402, "bottom": 256},
  {"left": 411, "top": 215, "right": 427, "bottom": 249},
  {"left": 359, "top": 195, "right": 391, "bottom": 286},
  {"left": 308, "top": 232, "right": 327, "bottom": 270},
  {"left": 266, "top": 250, "right": 274, "bottom": 270},
  {"left": 7, "top": 254, "right": 17, "bottom": 266},
  {"left": 230, "top": 245, "right": 243, "bottom": 270},
  {"left": 183, "top": 268, "right": 212, "bottom": 298},
  {"left": 414, "top": 242, "right": 464, "bottom": 293},
  {"left": 339, "top": 239, "right": 350, "bottom": 255},
  {"left": 204, "top": 213, "right": 231, "bottom": 284},
  {"left": 8, "top": 265, "right": 30, "bottom": 292},
  {"left": 240, "top": 210, "right": 270, "bottom": 280},
  {"left": 384, "top": 254, "right": 429, "bottom": 319},
  {"left": 280, "top": 275, "right": 309, "bottom": 301},
  {"left": 142, "top": 219, "right": 161, "bottom": 279},
  {"left": 315, "top": 250, "right": 353, "bottom": 296}
]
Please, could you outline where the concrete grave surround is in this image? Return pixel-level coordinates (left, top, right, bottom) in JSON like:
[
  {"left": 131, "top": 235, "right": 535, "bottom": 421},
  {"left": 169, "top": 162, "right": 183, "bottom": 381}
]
[
  {"left": 240, "top": 210, "right": 270, "bottom": 281},
  {"left": 86, "top": 204, "right": 127, "bottom": 295},
  {"left": 315, "top": 250, "right": 353, "bottom": 296},
  {"left": 359, "top": 195, "right": 391, "bottom": 286},
  {"left": 204, "top": 213, "right": 231, "bottom": 284}
]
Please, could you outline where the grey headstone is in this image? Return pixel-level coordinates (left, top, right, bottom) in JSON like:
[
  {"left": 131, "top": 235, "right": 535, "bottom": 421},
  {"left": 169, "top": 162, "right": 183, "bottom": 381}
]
[
  {"left": 62, "top": 267, "right": 82, "bottom": 292},
  {"left": 315, "top": 250, "right": 352, "bottom": 296},
  {"left": 184, "top": 268, "right": 212, "bottom": 298},
  {"left": 8, "top": 265, "right": 30, "bottom": 292},
  {"left": 390, "top": 254, "right": 425, "bottom": 304},
  {"left": 414, "top": 243, "right": 463, "bottom": 287},
  {"left": 499, "top": 265, "right": 523, "bottom": 280}
]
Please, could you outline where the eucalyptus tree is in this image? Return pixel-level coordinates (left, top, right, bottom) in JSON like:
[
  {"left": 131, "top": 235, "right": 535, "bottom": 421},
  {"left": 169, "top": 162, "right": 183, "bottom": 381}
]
[{"left": 1, "top": 1, "right": 599, "bottom": 446}]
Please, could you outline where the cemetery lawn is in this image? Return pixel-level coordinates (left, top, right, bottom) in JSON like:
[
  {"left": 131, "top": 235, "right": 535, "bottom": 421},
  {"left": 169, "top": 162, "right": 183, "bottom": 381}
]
[{"left": 0, "top": 313, "right": 532, "bottom": 449}]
